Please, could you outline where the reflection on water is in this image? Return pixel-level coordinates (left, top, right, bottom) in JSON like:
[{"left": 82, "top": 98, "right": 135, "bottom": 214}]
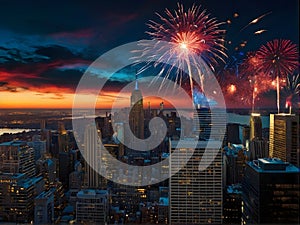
[{"left": 0, "top": 128, "right": 33, "bottom": 136}]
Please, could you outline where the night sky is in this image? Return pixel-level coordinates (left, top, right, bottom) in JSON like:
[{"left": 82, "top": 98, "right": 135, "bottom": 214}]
[{"left": 0, "top": 0, "right": 299, "bottom": 108}]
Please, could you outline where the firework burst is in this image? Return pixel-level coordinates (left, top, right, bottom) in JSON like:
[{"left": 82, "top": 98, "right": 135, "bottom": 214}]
[
  {"left": 256, "top": 39, "right": 298, "bottom": 113},
  {"left": 285, "top": 73, "right": 300, "bottom": 95},
  {"left": 218, "top": 70, "right": 252, "bottom": 108},
  {"left": 283, "top": 73, "right": 300, "bottom": 113},
  {"left": 137, "top": 3, "right": 226, "bottom": 96},
  {"left": 240, "top": 51, "right": 275, "bottom": 111}
]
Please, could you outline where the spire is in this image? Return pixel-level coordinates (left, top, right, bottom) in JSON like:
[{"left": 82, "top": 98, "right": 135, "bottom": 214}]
[{"left": 135, "top": 71, "right": 138, "bottom": 90}]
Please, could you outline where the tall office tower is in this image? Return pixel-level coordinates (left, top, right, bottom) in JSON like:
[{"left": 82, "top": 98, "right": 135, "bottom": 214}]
[
  {"left": 58, "top": 121, "right": 68, "bottom": 152},
  {"left": 193, "top": 91, "right": 226, "bottom": 142},
  {"left": 223, "top": 184, "right": 242, "bottom": 225},
  {"left": 40, "top": 119, "right": 46, "bottom": 131},
  {"left": 83, "top": 124, "right": 101, "bottom": 188},
  {"left": 249, "top": 113, "right": 262, "bottom": 141},
  {"left": 158, "top": 186, "right": 169, "bottom": 224},
  {"left": 0, "top": 173, "right": 44, "bottom": 223},
  {"left": 34, "top": 188, "right": 55, "bottom": 224},
  {"left": 76, "top": 189, "right": 108, "bottom": 224},
  {"left": 223, "top": 145, "right": 247, "bottom": 185},
  {"left": 69, "top": 170, "right": 82, "bottom": 190},
  {"left": 249, "top": 114, "right": 268, "bottom": 160},
  {"left": 242, "top": 158, "right": 299, "bottom": 224},
  {"left": 269, "top": 113, "right": 299, "bottom": 167},
  {"left": 242, "top": 125, "right": 250, "bottom": 147},
  {"left": 36, "top": 158, "right": 56, "bottom": 190},
  {"left": 249, "top": 138, "right": 269, "bottom": 160},
  {"left": 226, "top": 123, "right": 241, "bottom": 144},
  {"left": 28, "top": 138, "right": 46, "bottom": 161},
  {"left": 41, "top": 128, "right": 51, "bottom": 154},
  {"left": 0, "top": 141, "right": 35, "bottom": 177},
  {"left": 169, "top": 140, "right": 222, "bottom": 225},
  {"left": 193, "top": 105, "right": 211, "bottom": 140},
  {"left": 129, "top": 74, "right": 144, "bottom": 139}
]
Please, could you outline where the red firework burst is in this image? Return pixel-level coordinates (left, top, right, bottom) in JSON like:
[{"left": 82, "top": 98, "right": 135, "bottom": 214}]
[
  {"left": 218, "top": 70, "right": 252, "bottom": 108},
  {"left": 256, "top": 39, "right": 298, "bottom": 78},
  {"left": 145, "top": 3, "right": 226, "bottom": 72},
  {"left": 240, "top": 51, "right": 261, "bottom": 78}
]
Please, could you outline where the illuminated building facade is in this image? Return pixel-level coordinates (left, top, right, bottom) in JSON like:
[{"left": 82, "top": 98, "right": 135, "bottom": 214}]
[
  {"left": 76, "top": 189, "right": 108, "bottom": 224},
  {"left": 129, "top": 75, "right": 144, "bottom": 140},
  {"left": 242, "top": 158, "right": 299, "bottom": 224},
  {"left": 83, "top": 124, "right": 102, "bottom": 189},
  {"left": 169, "top": 140, "right": 222, "bottom": 225},
  {"left": 0, "top": 173, "right": 44, "bottom": 223},
  {"left": 269, "top": 114, "right": 299, "bottom": 167},
  {"left": 0, "top": 141, "right": 35, "bottom": 178},
  {"left": 34, "top": 188, "right": 55, "bottom": 224},
  {"left": 249, "top": 113, "right": 262, "bottom": 141}
]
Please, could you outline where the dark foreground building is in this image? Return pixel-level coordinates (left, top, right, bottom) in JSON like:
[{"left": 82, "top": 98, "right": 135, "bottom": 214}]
[{"left": 242, "top": 158, "right": 299, "bottom": 224}]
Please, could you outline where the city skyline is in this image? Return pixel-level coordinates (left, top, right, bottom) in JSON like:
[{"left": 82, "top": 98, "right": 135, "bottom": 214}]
[
  {"left": 0, "top": 0, "right": 299, "bottom": 109},
  {"left": 0, "top": 1, "right": 299, "bottom": 224}
]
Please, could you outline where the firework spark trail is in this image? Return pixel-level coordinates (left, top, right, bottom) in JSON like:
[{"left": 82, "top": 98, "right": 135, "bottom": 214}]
[
  {"left": 240, "top": 11, "right": 272, "bottom": 32},
  {"left": 217, "top": 69, "right": 252, "bottom": 108},
  {"left": 256, "top": 39, "right": 298, "bottom": 113},
  {"left": 286, "top": 73, "right": 300, "bottom": 95},
  {"left": 284, "top": 74, "right": 300, "bottom": 113},
  {"left": 240, "top": 51, "right": 261, "bottom": 112},
  {"left": 135, "top": 3, "right": 226, "bottom": 98},
  {"left": 219, "top": 11, "right": 270, "bottom": 80}
]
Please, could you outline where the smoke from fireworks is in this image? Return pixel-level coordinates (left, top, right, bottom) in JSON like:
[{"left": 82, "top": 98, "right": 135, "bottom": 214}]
[
  {"left": 240, "top": 51, "right": 276, "bottom": 111},
  {"left": 137, "top": 3, "right": 226, "bottom": 96},
  {"left": 256, "top": 39, "right": 298, "bottom": 113},
  {"left": 217, "top": 69, "right": 252, "bottom": 108}
]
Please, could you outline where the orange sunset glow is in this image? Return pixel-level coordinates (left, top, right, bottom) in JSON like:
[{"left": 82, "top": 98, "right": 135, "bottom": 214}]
[{"left": 0, "top": 89, "right": 191, "bottom": 109}]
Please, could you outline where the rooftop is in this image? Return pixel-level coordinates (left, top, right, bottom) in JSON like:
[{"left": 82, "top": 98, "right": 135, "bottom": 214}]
[
  {"left": 19, "top": 176, "right": 43, "bottom": 189},
  {"left": 0, "top": 172, "right": 26, "bottom": 180},
  {"left": 227, "top": 184, "right": 242, "bottom": 194},
  {"left": 249, "top": 158, "right": 299, "bottom": 173},
  {"left": 77, "top": 189, "right": 108, "bottom": 198},
  {"left": 170, "top": 139, "right": 222, "bottom": 149},
  {"left": 0, "top": 140, "right": 27, "bottom": 147},
  {"left": 36, "top": 188, "right": 55, "bottom": 199},
  {"left": 159, "top": 197, "right": 169, "bottom": 206}
]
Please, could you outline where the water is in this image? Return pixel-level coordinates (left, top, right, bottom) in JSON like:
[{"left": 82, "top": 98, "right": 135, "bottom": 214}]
[
  {"left": 0, "top": 111, "right": 270, "bottom": 138},
  {"left": 227, "top": 113, "right": 270, "bottom": 128},
  {"left": 0, "top": 128, "right": 33, "bottom": 136}
]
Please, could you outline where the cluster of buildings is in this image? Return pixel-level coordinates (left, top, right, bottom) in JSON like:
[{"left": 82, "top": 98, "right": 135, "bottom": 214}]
[{"left": 0, "top": 77, "right": 299, "bottom": 224}]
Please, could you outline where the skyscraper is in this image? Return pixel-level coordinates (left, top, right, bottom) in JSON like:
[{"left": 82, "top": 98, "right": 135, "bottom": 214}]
[
  {"left": 0, "top": 173, "right": 44, "bottom": 223},
  {"left": 129, "top": 74, "right": 144, "bottom": 140},
  {"left": 34, "top": 188, "right": 55, "bottom": 224},
  {"left": 193, "top": 106, "right": 211, "bottom": 140},
  {"left": 83, "top": 124, "right": 102, "bottom": 189},
  {"left": 0, "top": 141, "right": 35, "bottom": 177},
  {"left": 242, "top": 125, "right": 250, "bottom": 147},
  {"left": 269, "top": 113, "right": 299, "bottom": 167},
  {"left": 242, "top": 158, "right": 299, "bottom": 224},
  {"left": 249, "top": 113, "right": 262, "bottom": 141},
  {"left": 58, "top": 121, "right": 68, "bottom": 153},
  {"left": 76, "top": 189, "right": 109, "bottom": 224},
  {"left": 169, "top": 140, "right": 222, "bottom": 225},
  {"left": 226, "top": 123, "right": 241, "bottom": 144}
]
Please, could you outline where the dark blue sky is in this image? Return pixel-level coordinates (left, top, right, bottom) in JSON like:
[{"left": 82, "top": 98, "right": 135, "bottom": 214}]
[{"left": 0, "top": 0, "right": 299, "bottom": 108}]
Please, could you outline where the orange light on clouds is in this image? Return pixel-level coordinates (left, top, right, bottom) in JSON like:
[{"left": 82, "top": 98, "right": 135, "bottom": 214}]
[
  {"left": 0, "top": 89, "right": 193, "bottom": 109},
  {"left": 0, "top": 90, "right": 74, "bottom": 108}
]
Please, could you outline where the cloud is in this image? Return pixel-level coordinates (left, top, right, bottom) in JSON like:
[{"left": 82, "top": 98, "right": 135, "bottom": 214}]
[
  {"left": 0, "top": 44, "right": 93, "bottom": 94},
  {"left": 34, "top": 45, "right": 79, "bottom": 60}
]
